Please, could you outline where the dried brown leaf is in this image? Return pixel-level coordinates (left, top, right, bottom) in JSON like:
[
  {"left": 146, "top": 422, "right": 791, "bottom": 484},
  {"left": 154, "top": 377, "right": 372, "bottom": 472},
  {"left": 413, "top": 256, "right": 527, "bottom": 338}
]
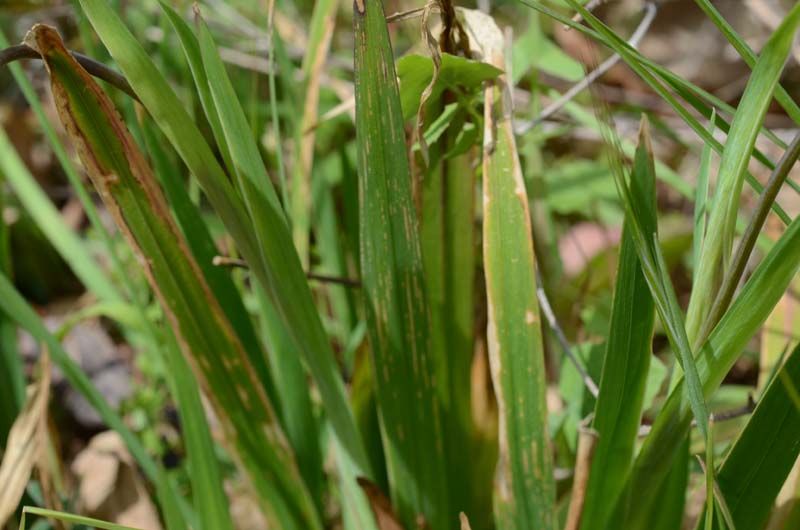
[{"left": 0, "top": 350, "right": 51, "bottom": 526}]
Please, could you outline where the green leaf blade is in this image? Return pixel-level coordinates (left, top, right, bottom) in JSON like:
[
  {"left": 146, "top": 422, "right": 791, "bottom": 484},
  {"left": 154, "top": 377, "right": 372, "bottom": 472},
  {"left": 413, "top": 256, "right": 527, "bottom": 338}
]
[
  {"left": 613, "top": 195, "right": 800, "bottom": 528},
  {"left": 0, "top": 273, "right": 189, "bottom": 528},
  {"left": 79, "top": 0, "right": 372, "bottom": 483},
  {"left": 481, "top": 47, "right": 556, "bottom": 530},
  {"left": 686, "top": 3, "right": 800, "bottom": 344},
  {"left": 580, "top": 122, "right": 657, "bottom": 530},
  {"left": 354, "top": 1, "right": 452, "bottom": 528},
  {"left": 29, "top": 25, "right": 317, "bottom": 530},
  {"left": 697, "top": 344, "right": 800, "bottom": 530}
]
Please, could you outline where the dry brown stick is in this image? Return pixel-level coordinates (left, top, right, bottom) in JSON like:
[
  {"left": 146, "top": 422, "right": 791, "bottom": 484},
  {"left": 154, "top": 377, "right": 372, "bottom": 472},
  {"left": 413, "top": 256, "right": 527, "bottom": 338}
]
[
  {"left": 637, "top": 397, "right": 757, "bottom": 437},
  {"left": 1, "top": 44, "right": 139, "bottom": 102},
  {"left": 563, "top": 426, "right": 599, "bottom": 530},
  {"left": 213, "top": 255, "right": 361, "bottom": 287}
]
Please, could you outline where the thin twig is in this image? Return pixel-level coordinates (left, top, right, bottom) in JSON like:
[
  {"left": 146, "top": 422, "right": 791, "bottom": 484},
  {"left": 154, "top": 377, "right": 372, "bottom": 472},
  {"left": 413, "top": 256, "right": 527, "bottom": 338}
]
[
  {"left": 261, "top": 0, "right": 290, "bottom": 213},
  {"left": 536, "top": 282, "right": 600, "bottom": 397},
  {"left": 1, "top": 44, "right": 140, "bottom": 102},
  {"left": 564, "top": 425, "right": 599, "bottom": 530},
  {"left": 637, "top": 396, "right": 756, "bottom": 437},
  {"left": 212, "top": 255, "right": 361, "bottom": 287},
  {"left": 708, "top": 396, "right": 756, "bottom": 423},
  {"left": 516, "top": 2, "right": 658, "bottom": 135},
  {"left": 0, "top": 43, "right": 38, "bottom": 64},
  {"left": 386, "top": 6, "right": 429, "bottom": 23}
]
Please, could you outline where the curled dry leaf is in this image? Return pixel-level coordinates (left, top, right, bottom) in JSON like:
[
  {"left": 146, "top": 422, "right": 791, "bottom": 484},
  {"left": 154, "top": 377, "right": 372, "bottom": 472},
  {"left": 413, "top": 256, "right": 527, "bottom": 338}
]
[{"left": 0, "top": 348, "right": 51, "bottom": 527}]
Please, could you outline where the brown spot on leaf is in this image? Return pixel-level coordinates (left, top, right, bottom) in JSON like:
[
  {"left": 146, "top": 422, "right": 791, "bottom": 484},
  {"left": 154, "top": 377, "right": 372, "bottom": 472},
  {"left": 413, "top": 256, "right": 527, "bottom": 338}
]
[{"left": 357, "top": 478, "right": 404, "bottom": 530}]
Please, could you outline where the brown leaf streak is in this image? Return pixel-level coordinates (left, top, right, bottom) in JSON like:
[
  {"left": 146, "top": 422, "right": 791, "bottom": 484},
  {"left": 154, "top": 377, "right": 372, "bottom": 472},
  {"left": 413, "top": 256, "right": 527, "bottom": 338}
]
[
  {"left": 28, "top": 23, "right": 295, "bottom": 478},
  {"left": 27, "top": 26, "right": 115, "bottom": 181}
]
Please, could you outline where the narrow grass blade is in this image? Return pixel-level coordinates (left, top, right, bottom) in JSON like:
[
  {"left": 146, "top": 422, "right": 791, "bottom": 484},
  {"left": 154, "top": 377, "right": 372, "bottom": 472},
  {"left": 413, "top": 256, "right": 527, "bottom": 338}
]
[
  {"left": 594, "top": 116, "right": 711, "bottom": 530},
  {"left": 695, "top": 132, "right": 800, "bottom": 353},
  {"left": 611, "top": 201, "right": 800, "bottom": 527},
  {"left": 160, "top": 329, "right": 236, "bottom": 530},
  {"left": 519, "top": 0, "right": 795, "bottom": 223},
  {"left": 27, "top": 25, "right": 317, "bottom": 530},
  {"left": 580, "top": 120, "right": 657, "bottom": 530},
  {"left": 697, "top": 344, "right": 800, "bottom": 530},
  {"left": 0, "top": 175, "right": 24, "bottom": 447},
  {"left": 140, "top": 118, "right": 281, "bottom": 417},
  {"left": 257, "top": 290, "right": 324, "bottom": 509},
  {"left": 693, "top": 112, "right": 715, "bottom": 284},
  {"left": 77, "top": 0, "right": 271, "bottom": 284},
  {"left": 79, "top": 0, "right": 371, "bottom": 479},
  {"left": 20, "top": 507, "right": 141, "bottom": 530},
  {"left": 191, "top": 7, "right": 368, "bottom": 507},
  {"left": 481, "top": 35, "right": 556, "bottom": 530},
  {"left": 693, "top": 0, "right": 800, "bottom": 125},
  {"left": 354, "top": 1, "right": 452, "bottom": 528},
  {"left": 686, "top": 3, "right": 800, "bottom": 344},
  {"left": 517, "top": 0, "right": 789, "bottom": 157},
  {"left": 0, "top": 273, "right": 188, "bottom": 527},
  {"left": 523, "top": 0, "right": 791, "bottom": 171},
  {"left": 290, "top": 0, "right": 339, "bottom": 266},
  {"left": 194, "top": 11, "right": 284, "bottom": 216},
  {"left": 704, "top": 420, "right": 716, "bottom": 530},
  {"left": 0, "top": 126, "right": 120, "bottom": 303},
  {"left": 157, "top": 1, "right": 234, "bottom": 174},
  {"left": 608, "top": 117, "right": 709, "bottom": 435}
]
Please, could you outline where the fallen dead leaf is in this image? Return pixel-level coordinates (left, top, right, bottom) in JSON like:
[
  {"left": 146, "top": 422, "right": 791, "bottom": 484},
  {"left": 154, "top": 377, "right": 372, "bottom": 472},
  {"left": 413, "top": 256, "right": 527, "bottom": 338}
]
[
  {"left": 71, "top": 431, "right": 163, "bottom": 530},
  {"left": 0, "top": 349, "right": 51, "bottom": 527}
]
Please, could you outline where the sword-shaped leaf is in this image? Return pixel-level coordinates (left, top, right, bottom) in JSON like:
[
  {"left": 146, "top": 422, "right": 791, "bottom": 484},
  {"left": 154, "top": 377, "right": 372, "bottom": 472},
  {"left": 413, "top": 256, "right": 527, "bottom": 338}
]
[
  {"left": 480, "top": 28, "right": 556, "bottom": 530},
  {"left": 354, "top": 0, "right": 451, "bottom": 528},
  {"left": 686, "top": 3, "right": 800, "bottom": 344},
  {"left": 79, "top": 0, "right": 371, "bottom": 483},
  {"left": 696, "top": 344, "right": 800, "bottom": 530},
  {"left": 610, "top": 191, "right": 800, "bottom": 528},
  {"left": 26, "top": 25, "right": 317, "bottom": 530},
  {"left": 580, "top": 121, "right": 656, "bottom": 530}
]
